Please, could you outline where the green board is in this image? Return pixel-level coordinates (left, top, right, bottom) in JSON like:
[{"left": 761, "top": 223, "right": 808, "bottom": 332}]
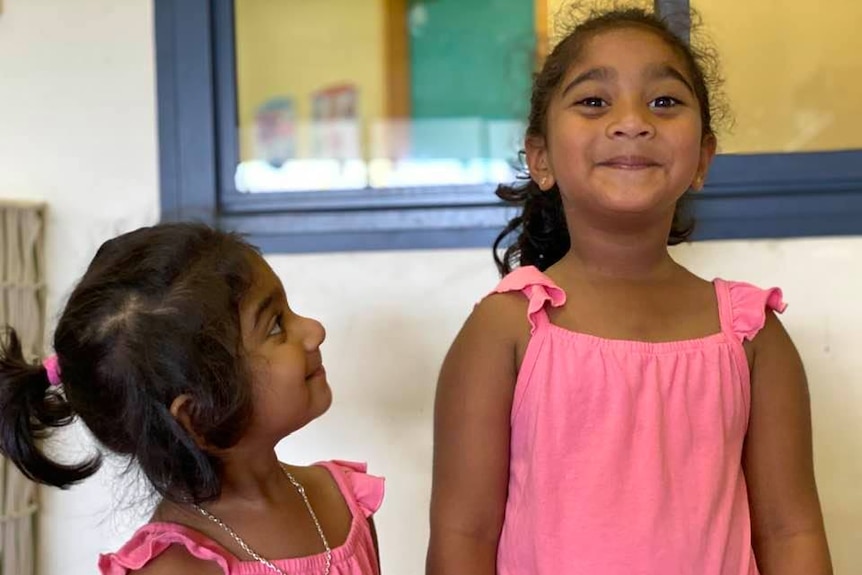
[{"left": 409, "top": 0, "right": 536, "bottom": 121}]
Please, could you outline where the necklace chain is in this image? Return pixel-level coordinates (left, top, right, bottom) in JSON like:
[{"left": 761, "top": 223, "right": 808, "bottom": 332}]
[{"left": 193, "top": 466, "right": 332, "bottom": 575}]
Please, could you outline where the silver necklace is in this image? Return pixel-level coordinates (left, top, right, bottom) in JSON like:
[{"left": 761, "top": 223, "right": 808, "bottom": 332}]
[{"left": 193, "top": 467, "right": 332, "bottom": 575}]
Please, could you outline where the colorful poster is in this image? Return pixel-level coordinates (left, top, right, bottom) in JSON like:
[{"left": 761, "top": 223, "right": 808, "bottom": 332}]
[{"left": 311, "top": 84, "right": 361, "bottom": 160}]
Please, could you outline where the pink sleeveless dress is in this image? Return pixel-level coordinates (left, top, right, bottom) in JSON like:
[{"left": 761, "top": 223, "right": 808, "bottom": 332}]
[
  {"left": 98, "top": 461, "right": 383, "bottom": 575},
  {"left": 492, "top": 266, "right": 785, "bottom": 575}
]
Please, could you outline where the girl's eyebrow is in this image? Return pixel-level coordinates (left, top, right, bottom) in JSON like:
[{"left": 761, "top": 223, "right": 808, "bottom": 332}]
[
  {"left": 644, "top": 63, "right": 695, "bottom": 95},
  {"left": 561, "top": 63, "right": 696, "bottom": 97},
  {"left": 561, "top": 66, "right": 614, "bottom": 97},
  {"left": 253, "top": 291, "right": 278, "bottom": 329}
]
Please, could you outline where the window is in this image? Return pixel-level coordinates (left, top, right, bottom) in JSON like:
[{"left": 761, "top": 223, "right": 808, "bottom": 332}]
[{"left": 156, "top": 0, "right": 862, "bottom": 252}]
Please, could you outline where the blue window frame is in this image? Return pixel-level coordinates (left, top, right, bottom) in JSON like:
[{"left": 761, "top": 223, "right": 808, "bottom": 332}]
[{"left": 155, "top": 0, "right": 862, "bottom": 253}]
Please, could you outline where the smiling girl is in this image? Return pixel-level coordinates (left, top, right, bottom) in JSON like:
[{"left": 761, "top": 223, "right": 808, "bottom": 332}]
[{"left": 427, "top": 6, "right": 831, "bottom": 575}]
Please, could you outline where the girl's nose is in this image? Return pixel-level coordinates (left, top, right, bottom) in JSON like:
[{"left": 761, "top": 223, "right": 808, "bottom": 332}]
[
  {"left": 302, "top": 317, "right": 326, "bottom": 351},
  {"left": 606, "top": 102, "right": 655, "bottom": 139}
]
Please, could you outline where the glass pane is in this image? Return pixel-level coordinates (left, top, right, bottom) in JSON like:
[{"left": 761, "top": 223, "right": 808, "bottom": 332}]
[
  {"left": 233, "top": 0, "right": 540, "bottom": 193},
  {"left": 694, "top": 0, "right": 862, "bottom": 154}
]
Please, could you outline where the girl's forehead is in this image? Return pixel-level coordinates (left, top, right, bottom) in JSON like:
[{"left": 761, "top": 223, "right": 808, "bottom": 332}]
[
  {"left": 569, "top": 26, "right": 686, "bottom": 72},
  {"left": 259, "top": 271, "right": 284, "bottom": 295},
  {"left": 243, "top": 256, "right": 284, "bottom": 302}
]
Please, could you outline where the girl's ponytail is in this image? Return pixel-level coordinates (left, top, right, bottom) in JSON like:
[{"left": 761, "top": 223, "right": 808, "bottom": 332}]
[{"left": 0, "top": 329, "right": 101, "bottom": 488}]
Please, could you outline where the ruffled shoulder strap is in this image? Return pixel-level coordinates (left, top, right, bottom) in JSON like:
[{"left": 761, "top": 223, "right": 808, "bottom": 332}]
[
  {"left": 98, "top": 522, "right": 232, "bottom": 575},
  {"left": 318, "top": 460, "right": 384, "bottom": 519},
  {"left": 490, "top": 266, "right": 566, "bottom": 334},
  {"left": 714, "top": 279, "right": 787, "bottom": 342}
]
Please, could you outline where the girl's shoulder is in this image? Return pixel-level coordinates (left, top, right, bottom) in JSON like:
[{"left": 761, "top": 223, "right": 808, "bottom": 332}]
[
  {"left": 462, "top": 290, "right": 532, "bottom": 361},
  {"left": 476, "top": 266, "right": 566, "bottom": 323},
  {"left": 489, "top": 265, "right": 565, "bottom": 303},
  {"left": 98, "top": 522, "right": 230, "bottom": 575},
  {"left": 481, "top": 265, "right": 563, "bottom": 334},
  {"left": 714, "top": 277, "right": 787, "bottom": 343},
  {"left": 120, "top": 543, "right": 224, "bottom": 575},
  {"left": 305, "top": 460, "right": 385, "bottom": 519}
]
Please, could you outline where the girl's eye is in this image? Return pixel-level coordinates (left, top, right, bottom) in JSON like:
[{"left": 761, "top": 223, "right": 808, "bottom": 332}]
[
  {"left": 268, "top": 315, "right": 284, "bottom": 337},
  {"left": 650, "top": 96, "right": 682, "bottom": 109},
  {"left": 575, "top": 97, "right": 608, "bottom": 108}
]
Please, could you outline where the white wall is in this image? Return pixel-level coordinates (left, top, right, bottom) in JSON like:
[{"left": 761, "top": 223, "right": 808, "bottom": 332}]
[{"left": 0, "top": 1, "right": 858, "bottom": 575}]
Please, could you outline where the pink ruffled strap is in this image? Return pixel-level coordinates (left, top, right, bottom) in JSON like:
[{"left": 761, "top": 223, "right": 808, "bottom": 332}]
[
  {"left": 98, "top": 522, "right": 231, "bottom": 574},
  {"left": 716, "top": 279, "right": 787, "bottom": 342},
  {"left": 491, "top": 266, "right": 566, "bottom": 334},
  {"left": 321, "top": 460, "right": 385, "bottom": 519}
]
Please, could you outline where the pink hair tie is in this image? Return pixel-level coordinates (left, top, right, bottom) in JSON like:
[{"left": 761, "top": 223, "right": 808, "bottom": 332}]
[{"left": 42, "top": 355, "right": 62, "bottom": 387}]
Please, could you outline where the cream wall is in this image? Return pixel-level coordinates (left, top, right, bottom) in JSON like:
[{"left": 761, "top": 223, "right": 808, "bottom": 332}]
[{"left": 0, "top": 1, "right": 858, "bottom": 574}]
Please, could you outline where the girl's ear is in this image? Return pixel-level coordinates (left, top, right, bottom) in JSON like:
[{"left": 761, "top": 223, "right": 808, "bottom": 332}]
[
  {"left": 169, "top": 394, "right": 208, "bottom": 449},
  {"left": 526, "top": 136, "right": 556, "bottom": 191},
  {"left": 693, "top": 133, "right": 718, "bottom": 191}
]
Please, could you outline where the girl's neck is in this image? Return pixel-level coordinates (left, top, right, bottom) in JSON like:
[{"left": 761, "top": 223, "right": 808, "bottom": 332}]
[
  {"left": 153, "top": 450, "right": 295, "bottom": 525},
  {"left": 213, "top": 448, "right": 290, "bottom": 506},
  {"left": 560, "top": 213, "right": 679, "bottom": 282}
]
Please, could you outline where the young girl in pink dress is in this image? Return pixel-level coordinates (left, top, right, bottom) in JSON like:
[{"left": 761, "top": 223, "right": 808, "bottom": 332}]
[
  {"left": 427, "top": 6, "right": 831, "bottom": 575},
  {"left": 0, "top": 223, "right": 383, "bottom": 574}
]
